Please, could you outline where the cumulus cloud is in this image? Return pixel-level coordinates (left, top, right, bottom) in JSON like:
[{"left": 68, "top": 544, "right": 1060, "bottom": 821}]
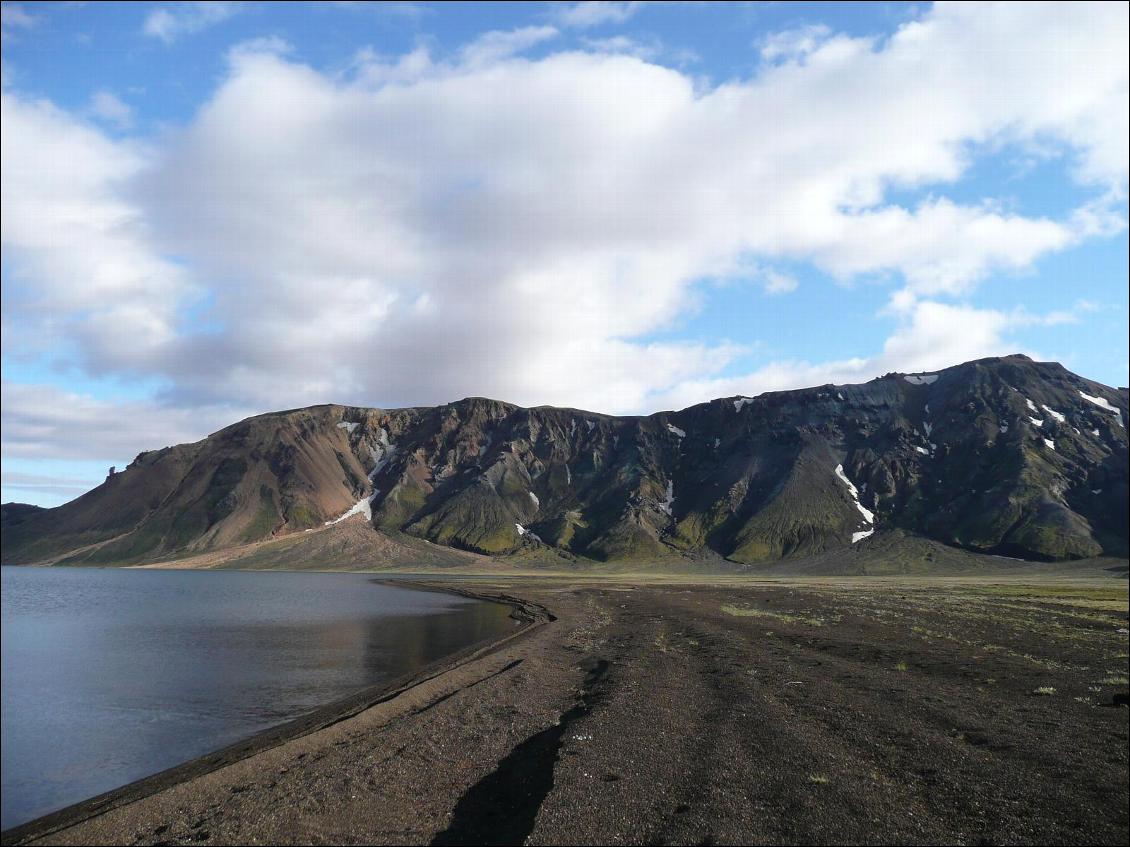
[
  {"left": 88, "top": 90, "right": 134, "bottom": 129},
  {"left": 759, "top": 24, "right": 832, "bottom": 64},
  {"left": 552, "top": 2, "right": 646, "bottom": 29},
  {"left": 143, "top": 1, "right": 244, "bottom": 44},
  {"left": 0, "top": 88, "right": 193, "bottom": 370},
  {"left": 813, "top": 199, "right": 1077, "bottom": 296},
  {"left": 1, "top": 2, "right": 1127, "bottom": 472}
]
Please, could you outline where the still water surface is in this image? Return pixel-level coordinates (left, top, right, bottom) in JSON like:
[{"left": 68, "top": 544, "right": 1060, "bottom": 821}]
[{"left": 0, "top": 567, "right": 515, "bottom": 830}]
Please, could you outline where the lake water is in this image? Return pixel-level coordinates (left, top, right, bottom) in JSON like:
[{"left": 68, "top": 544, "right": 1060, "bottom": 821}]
[{"left": 0, "top": 567, "right": 516, "bottom": 830}]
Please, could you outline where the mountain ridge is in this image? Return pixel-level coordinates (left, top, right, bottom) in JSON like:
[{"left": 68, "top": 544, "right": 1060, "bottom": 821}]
[{"left": 3, "top": 354, "right": 1127, "bottom": 568}]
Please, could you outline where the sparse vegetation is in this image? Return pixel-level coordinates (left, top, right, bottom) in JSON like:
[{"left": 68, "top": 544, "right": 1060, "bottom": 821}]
[{"left": 721, "top": 604, "right": 826, "bottom": 626}]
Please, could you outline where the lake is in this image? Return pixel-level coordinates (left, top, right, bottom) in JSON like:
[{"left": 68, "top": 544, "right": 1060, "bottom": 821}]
[{"left": 0, "top": 567, "right": 516, "bottom": 831}]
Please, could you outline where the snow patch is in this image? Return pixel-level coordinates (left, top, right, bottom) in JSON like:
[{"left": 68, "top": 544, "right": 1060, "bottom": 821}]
[
  {"left": 326, "top": 492, "right": 376, "bottom": 525},
  {"left": 1029, "top": 417, "right": 1044, "bottom": 427},
  {"left": 923, "top": 421, "right": 933, "bottom": 437},
  {"left": 852, "top": 528, "right": 875, "bottom": 544},
  {"left": 834, "top": 464, "right": 875, "bottom": 525},
  {"left": 999, "top": 423, "right": 1009, "bottom": 433},
  {"left": 515, "top": 523, "right": 543, "bottom": 543},
  {"left": 1091, "top": 428, "right": 1100, "bottom": 437},
  {"left": 529, "top": 491, "right": 540, "bottom": 508},
  {"left": 1043, "top": 438, "right": 1056, "bottom": 450},
  {"left": 733, "top": 397, "right": 754, "bottom": 412},
  {"left": 667, "top": 423, "right": 686, "bottom": 438},
  {"left": 915, "top": 446, "right": 930, "bottom": 455},
  {"left": 1041, "top": 405, "right": 1065, "bottom": 423},
  {"left": 1026, "top": 398, "right": 1038, "bottom": 413},
  {"left": 713, "top": 437, "right": 721, "bottom": 449},
  {"left": 903, "top": 374, "right": 938, "bottom": 385},
  {"left": 1092, "top": 489, "right": 1102, "bottom": 494},
  {"left": 586, "top": 420, "right": 595, "bottom": 433},
  {"left": 658, "top": 480, "right": 675, "bottom": 516},
  {"left": 1079, "top": 391, "right": 1124, "bottom": 427},
  {"left": 367, "top": 428, "right": 397, "bottom": 481}
]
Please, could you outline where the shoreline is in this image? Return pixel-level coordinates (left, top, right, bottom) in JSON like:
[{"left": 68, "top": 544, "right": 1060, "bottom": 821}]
[
  {"left": 0, "top": 584, "right": 552, "bottom": 847},
  {"left": 3, "top": 575, "right": 1125, "bottom": 845}
]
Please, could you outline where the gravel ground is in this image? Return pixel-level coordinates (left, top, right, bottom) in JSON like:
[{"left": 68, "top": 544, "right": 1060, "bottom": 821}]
[{"left": 11, "top": 577, "right": 1129, "bottom": 846}]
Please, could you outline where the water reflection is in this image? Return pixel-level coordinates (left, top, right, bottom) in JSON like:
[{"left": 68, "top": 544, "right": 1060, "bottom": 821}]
[{"left": 1, "top": 568, "right": 514, "bottom": 830}]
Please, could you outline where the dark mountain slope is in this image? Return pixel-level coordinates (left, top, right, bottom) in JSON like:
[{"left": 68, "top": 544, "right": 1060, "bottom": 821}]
[{"left": 3, "top": 355, "right": 1126, "bottom": 567}]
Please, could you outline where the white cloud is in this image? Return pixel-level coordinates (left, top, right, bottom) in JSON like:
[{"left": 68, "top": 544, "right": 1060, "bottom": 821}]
[
  {"left": 1, "top": 1, "right": 1127, "bottom": 471},
  {"left": 759, "top": 24, "right": 832, "bottom": 64},
  {"left": 0, "top": 89, "right": 193, "bottom": 369},
  {"left": 1038, "top": 299, "right": 1100, "bottom": 326},
  {"left": 580, "top": 34, "right": 656, "bottom": 59},
  {"left": 761, "top": 269, "right": 798, "bottom": 296},
  {"left": 712, "top": 256, "right": 800, "bottom": 296},
  {"left": 329, "top": 1, "right": 430, "bottom": 16},
  {"left": 580, "top": 33, "right": 698, "bottom": 65},
  {"left": 227, "top": 34, "right": 292, "bottom": 61},
  {"left": 0, "top": 381, "right": 245, "bottom": 461},
  {"left": 458, "top": 26, "right": 559, "bottom": 67},
  {"left": 651, "top": 299, "right": 1055, "bottom": 410},
  {"left": 877, "top": 300, "right": 1020, "bottom": 372},
  {"left": 553, "top": 2, "right": 645, "bottom": 29},
  {"left": 88, "top": 90, "right": 134, "bottom": 129},
  {"left": 143, "top": 2, "right": 244, "bottom": 44},
  {"left": 812, "top": 199, "right": 1077, "bottom": 296}
]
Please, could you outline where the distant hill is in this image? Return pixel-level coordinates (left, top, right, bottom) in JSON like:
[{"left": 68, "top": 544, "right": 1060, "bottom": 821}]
[{"left": 3, "top": 355, "right": 1127, "bottom": 569}]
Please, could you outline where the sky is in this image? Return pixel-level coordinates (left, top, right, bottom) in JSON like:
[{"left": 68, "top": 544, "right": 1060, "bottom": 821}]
[{"left": 1, "top": 1, "right": 1128, "bottom": 508}]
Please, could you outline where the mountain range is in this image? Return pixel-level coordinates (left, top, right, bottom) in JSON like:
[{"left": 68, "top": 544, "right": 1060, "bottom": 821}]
[{"left": 2, "top": 355, "right": 1127, "bottom": 570}]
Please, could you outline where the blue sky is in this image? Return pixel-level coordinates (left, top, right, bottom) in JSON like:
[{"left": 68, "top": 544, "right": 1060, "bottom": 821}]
[{"left": 2, "top": 0, "right": 1128, "bottom": 507}]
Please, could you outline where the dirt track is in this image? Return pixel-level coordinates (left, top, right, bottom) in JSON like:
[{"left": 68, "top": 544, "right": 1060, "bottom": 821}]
[{"left": 14, "top": 578, "right": 1130, "bottom": 846}]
